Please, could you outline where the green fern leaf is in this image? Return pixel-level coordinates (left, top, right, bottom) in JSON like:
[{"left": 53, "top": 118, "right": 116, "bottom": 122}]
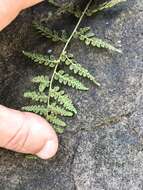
[
  {"left": 47, "top": 114, "right": 66, "bottom": 127},
  {"left": 32, "top": 75, "right": 49, "bottom": 84},
  {"left": 54, "top": 70, "right": 88, "bottom": 91},
  {"left": 74, "top": 27, "right": 122, "bottom": 53},
  {"left": 22, "top": 105, "right": 47, "bottom": 116},
  {"left": 34, "top": 22, "right": 68, "bottom": 43},
  {"left": 49, "top": 103, "right": 73, "bottom": 117},
  {"left": 32, "top": 75, "right": 50, "bottom": 92},
  {"left": 47, "top": 0, "right": 82, "bottom": 18},
  {"left": 61, "top": 52, "right": 100, "bottom": 86},
  {"left": 87, "top": 0, "right": 126, "bottom": 16},
  {"left": 24, "top": 91, "right": 48, "bottom": 103},
  {"left": 50, "top": 87, "right": 77, "bottom": 114},
  {"left": 23, "top": 51, "right": 59, "bottom": 67}
]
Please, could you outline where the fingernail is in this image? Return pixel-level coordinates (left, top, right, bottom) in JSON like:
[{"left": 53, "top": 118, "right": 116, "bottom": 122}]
[{"left": 36, "top": 140, "right": 58, "bottom": 160}]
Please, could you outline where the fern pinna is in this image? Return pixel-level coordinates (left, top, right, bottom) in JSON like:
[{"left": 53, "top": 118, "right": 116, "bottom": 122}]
[{"left": 22, "top": 0, "right": 125, "bottom": 133}]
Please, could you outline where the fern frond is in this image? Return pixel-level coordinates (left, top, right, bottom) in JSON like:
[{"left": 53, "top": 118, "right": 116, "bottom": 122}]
[
  {"left": 61, "top": 52, "right": 100, "bottom": 86},
  {"left": 22, "top": 105, "right": 47, "bottom": 116},
  {"left": 34, "top": 22, "right": 68, "bottom": 43},
  {"left": 32, "top": 75, "right": 50, "bottom": 92},
  {"left": 23, "top": 0, "right": 124, "bottom": 134},
  {"left": 50, "top": 87, "right": 77, "bottom": 114},
  {"left": 49, "top": 103, "right": 73, "bottom": 117},
  {"left": 23, "top": 51, "right": 59, "bottom": 67},
  {"left": 74, "top": 27, "right": 122, "bottom": 53},
  {"left": 24, "top": 91, "right": 48, "bottom": 103},
  {"left": 87, "top": 0, "right": 126, "bottom": 16},
  {"left": 47, "top": 114, "right": 66, "bottom": 127},
  {"left": 54, "top": 70, "right": 88, "bottom": 91}
]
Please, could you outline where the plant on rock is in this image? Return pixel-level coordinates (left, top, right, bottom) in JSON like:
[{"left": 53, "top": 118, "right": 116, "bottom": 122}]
[{"left": 22, "top": 0, "right": 126, "bottom": 133}]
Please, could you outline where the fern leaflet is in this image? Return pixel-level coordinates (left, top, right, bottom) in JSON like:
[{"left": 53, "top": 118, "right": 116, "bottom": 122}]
[
  {"left": 23, "top": 51, "right": 59, "bottom": 68},
  {"left": 50, "top": 87, "right": 77, "bottom": 114},
  {"left": 34, "top": 22, "right": 68, "bottom": 43},
  {"left": 47, "top": 114, "right": 66, "bottom": 127},
  {"left": 48, "top": 103, "right": 73, "bottom": 117},
  {"left": 61, "top": 52, "right": 100, "bottom": 86},
  {"left": 24, "top": 91, "right": 48, "bottom": 103},
  {"left": 75, "top": 27, "right": 122, "bottom": 53},
  {"left": 47, "top": 0, "right": 82, "bottom": 18},
  {"left": 54, "top": 70, "right": 89, "bottom": 91},
  {"left": 32, "top": 75, "right": 50, "bottom": 92},
  {"left": 22, "top": 105, "right": 47, "bottom": 116}
]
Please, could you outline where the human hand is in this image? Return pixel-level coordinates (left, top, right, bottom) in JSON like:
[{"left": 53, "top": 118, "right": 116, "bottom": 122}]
[
  {"left": 0, "top": 0, "right": 44, "bottom": 30},
  {"left": 0, "top": 0, "right": 58, "bottom": 159}
]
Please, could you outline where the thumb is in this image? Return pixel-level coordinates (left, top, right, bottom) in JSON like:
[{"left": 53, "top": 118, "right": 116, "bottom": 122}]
[
  {"left": 0, "top": 0, "right": 44, "bottom": 31},
  {"left": 0, "top": 105, "right": 58, "bottom": 159}
]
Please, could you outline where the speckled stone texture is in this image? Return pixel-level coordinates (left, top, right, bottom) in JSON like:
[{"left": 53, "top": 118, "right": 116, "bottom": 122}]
[{"left": 0, "top": 0, "right": 143, "bottom": 189}]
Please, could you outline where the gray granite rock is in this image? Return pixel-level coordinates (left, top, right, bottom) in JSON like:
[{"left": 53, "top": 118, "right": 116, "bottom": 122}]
[{"left": 0, "top": 0, "right": 143, "bottom": 189}]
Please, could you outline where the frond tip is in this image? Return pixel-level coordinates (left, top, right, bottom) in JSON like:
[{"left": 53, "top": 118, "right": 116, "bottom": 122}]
[
  {"left": 87, "top": 0, "right": 126, "bottom": 16},
  {"left": 75, "top": 27, "right": 122, "bottom": 53}
]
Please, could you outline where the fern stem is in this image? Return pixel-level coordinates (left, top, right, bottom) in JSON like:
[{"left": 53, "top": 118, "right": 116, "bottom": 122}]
[
  {"left": 61, "top": 0, "right": 92, "bottom": 54},
  {"left": 47, "top": 0, "right": 92, "bottom": 114}
]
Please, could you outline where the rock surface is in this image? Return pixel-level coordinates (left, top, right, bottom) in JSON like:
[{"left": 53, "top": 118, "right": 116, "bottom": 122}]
[{"left": 0, "top": 0, "right": 143, "bottom": 189}]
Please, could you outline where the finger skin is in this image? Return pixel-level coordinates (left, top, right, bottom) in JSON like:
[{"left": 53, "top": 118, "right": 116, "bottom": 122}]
[
  {"left": 0, "top": 105, "right": 58, "bottom": 159},
  {"left": 0, "top": 0, "right": 43, "bottom": 31},
  {"left": 22, "top": 0, "right": 44, "bottom": 9}
]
